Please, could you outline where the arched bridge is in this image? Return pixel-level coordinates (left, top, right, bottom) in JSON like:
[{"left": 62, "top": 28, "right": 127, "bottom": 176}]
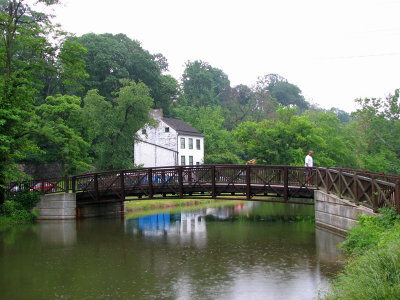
[{"left": 7, "top": 165, "right": 400, "bottom": 213}]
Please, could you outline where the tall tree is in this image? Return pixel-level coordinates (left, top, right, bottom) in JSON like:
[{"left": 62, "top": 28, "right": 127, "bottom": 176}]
[
  {"left": 181, "top": 60, "right": 231, "bottom": 108},
  {"left": 76, "top": 33, "right": 177, "bottom": 116},
  {"left": 255, "top": 74, "right": 309, "bottom": 111},
  {"left": 0, "top": 0, "right": 74, "bottom": 202},
  {"left": 83, "top": 80, "right": 154, "bottom": 171},
  {"left": 28, "top": 95, "right": 92, "bottom": 176},
  {"left": 351, "top": 89, "right": 400, "bottom": 174}
]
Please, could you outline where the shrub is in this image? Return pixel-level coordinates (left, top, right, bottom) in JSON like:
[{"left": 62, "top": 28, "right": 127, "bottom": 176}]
[
  {"left": 339, "top": 208, "right": 399, "bottom": 256},
  {"left": 324, "top": 240, "right": 400, "bottom": 299},
  {"left": 322, "top": 208, "right": 400, "bottom": 299},
  {"left": 0, "top": 190, "right": 40, "bottom": 223}
]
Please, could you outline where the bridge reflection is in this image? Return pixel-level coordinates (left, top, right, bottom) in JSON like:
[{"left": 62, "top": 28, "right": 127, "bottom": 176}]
[{"left": 125, "top": 203, "right": 257, "bottom": 237}]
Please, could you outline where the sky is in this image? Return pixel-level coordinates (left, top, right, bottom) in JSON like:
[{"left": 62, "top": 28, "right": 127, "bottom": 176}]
[{"left": 43, "top": 0, "right": 400, "bottom": 113}]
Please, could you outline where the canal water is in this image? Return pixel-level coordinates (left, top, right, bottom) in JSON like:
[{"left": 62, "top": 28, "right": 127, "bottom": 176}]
[{"left": 0, "top": 201, "right": 344, "bottom": 300}]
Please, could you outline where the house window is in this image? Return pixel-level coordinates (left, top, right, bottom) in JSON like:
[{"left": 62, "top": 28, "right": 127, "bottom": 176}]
[
  {"left": 196, "top": 139, "right": 201, "bottom": 150},
  {"left": 189, "top": 138, "right": 193, "bottom": 149},
  {"left": 180, "top": 137, "right": 185, "bottom": 149},
  {"left": 142, "top": 129, "right": 146, "bottom": 135},
  {"left": 165, "top": 127, "right": 169, "bottom": 133},
  {"left": 189, "top": 156, "right": 193, "bottom": 165},
  {"left": 181, "top": 155, "right": 186, "bottom": 165},
  {"left": 196, "top": 162, "right": 200, "bottom": 166}
]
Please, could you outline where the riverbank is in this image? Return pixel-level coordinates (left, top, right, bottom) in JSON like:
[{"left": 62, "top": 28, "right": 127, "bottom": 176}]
[{"left": 322, "top": 208, "right": 400, "bottom": 299}]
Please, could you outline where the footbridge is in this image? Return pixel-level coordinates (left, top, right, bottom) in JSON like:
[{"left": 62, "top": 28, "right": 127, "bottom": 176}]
[
  {"left": 6, "top": 164, "right": 399, "bottom": 209},
  {"left": 5, "top": 165, "right": 400, "bottom": 232}
]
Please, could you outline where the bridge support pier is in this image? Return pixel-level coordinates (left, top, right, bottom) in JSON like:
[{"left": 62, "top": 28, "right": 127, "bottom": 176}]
[
  {"left": 36, "top": 193, "right": 76, "bottom": 220},
  {"left": 314, "top": 190, "right": 375, "bottom": 236},
  {"left": 35, "top": 194, "right": 125, "bottom": 219}
]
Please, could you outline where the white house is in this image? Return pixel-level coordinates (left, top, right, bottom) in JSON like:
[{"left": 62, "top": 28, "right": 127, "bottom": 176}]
[{"left": 134, "top": 109, "right": 205, "bottom": 168}]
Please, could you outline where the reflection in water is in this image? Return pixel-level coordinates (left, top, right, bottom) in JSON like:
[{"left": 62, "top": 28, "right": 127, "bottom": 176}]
[
  {"left": 0, "top": 202, "right": 344, "bottom": 300},
  {"left": 36, "top": 220, "right": 77, "bottom": 246}
]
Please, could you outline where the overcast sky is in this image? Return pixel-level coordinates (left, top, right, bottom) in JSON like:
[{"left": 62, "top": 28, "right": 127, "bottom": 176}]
[{"left": 46, "top": 0, "right": 400, "bottom": 113}]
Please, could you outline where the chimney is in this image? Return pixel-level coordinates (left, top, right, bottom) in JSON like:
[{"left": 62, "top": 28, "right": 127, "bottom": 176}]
[{"left": 150, "top": 109, "right": 163, "bottom": 120}]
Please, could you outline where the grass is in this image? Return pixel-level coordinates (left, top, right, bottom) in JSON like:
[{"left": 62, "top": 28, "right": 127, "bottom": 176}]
[{"left": 322, "top": 208, "right": 400, "bottom": 300}]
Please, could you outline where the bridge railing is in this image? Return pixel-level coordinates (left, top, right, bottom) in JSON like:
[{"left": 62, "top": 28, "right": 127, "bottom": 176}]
[
  {"left": 316, "top": 167, "right": 400, "bottom": 212},
  {"left": 4, "top": 177, "right": 70, "bottom": 195},
  {"left": 3, "top": 165, "right": 399, "bottom": 212}
]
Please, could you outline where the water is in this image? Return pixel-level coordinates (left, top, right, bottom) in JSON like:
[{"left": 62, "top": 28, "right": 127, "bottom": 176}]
[{"left": 0, "top": 201, "right": 344, "bottom": 300}]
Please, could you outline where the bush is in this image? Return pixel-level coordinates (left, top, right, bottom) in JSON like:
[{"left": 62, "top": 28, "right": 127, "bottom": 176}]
[
  {"left": 0, "top": 190, "right": 40, "bottom": 223},
  {"left": 339, "top": 208, "right": 399, "bottom": 256},
  {"left": 322, "top": 208, "right": 400, "bottom": 299},
  {"left": 324, "top": 239, "right": 400, "bottom": 299},
  {"left": 8, "top": 189, "right": 41, "bottom": 211}
]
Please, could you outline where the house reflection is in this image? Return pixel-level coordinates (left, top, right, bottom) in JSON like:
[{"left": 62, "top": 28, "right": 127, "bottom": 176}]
[{"left": 125, "top": 202, "right": 252, "bottom": 237}]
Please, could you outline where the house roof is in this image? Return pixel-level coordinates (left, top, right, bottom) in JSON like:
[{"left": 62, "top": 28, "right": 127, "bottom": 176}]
[{"left": 162, "top": 118, "right": 204, "bottom": 137}]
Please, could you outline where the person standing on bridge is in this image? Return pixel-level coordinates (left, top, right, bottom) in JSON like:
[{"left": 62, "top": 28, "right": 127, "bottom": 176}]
[{"left": 305, "top": 150, "right": 314, "bottom": 185}]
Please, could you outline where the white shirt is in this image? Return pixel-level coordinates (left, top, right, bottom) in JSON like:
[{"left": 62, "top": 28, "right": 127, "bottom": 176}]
[{"left": 305, "top": 154, "right": 313, "bottom": 167}]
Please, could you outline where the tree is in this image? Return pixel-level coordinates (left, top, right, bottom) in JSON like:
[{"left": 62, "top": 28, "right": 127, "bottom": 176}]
[
  {"left": 350, "top": 90, "right": 400, "bottom": 174},
  {"left": 255, "top": 74, "right": 309, "bottom": 111},
  {"left": 29, "top": 95, "right": 92, "bottom": 176},
  {"left": 223, "top": 84, "right": 257, "bottom": 130},
  {"left": 0, "top": 0, "right": 70, "bottom": 202},
  {"left": 173, "top": 105, "right": 242, "bottom": 164},
  {"left": 82, "top": 81, "right": 154, "bottom": 171},
  {"left": 234, "top": 106, "right": 353, "bottom": 167},
  {"left": 75, "top": 33, "right": 177, "bottom": 116},
  {"left": 182, "top": 60, "right": 231, "bottom": 108}
]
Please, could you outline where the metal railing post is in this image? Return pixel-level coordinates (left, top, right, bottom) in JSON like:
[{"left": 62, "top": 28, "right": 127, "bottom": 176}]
[
  {"left": 120, "top": 171, "right": 125, "bottom": 201},
  {"left": 283, "top": 166, "right": 288, "bottom": 202},
  {"left": 72, "top": 176, "right": 76, "bottom": 193},
  {"left": 211, "top": 166, "right": 216, "bottom": 198},
  {"left": 371, "top": 177, "right": 377, "bottom": 212},
  {"left": 246, "top": 165, "right": 251, "bottom": 200},
  {"left": 94, "top": 174, "right": 99, "bottom": 202},
  {"left": 325, "top": 167, "right": 329, "bottom": 194},
  {"left": 178, "top": 167, "right": 183, "bottom": 198},
  {"left": 65, "top": 176, "right": 70, "bottom": 193},
  {"left": 148, "top": 168, "right": 153, "bottom": 199},
  {"left": 353, "top": 173, "right": 359, "bottom": 204}
]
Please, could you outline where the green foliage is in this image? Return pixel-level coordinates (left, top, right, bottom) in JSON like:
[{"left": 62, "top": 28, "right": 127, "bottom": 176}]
[
  {"left": 1, "top": 189, "right": 40, "bottom": 223},
  {"left": 7, "top": 189, "right": 41, "bottom": 211},
  {"left": 351, "top": 90, "right": 400, "bottom": 174},
  {"left": 182, "top": 60, "right": 231, "bottom": 108},
  {"left": 30, "top": 94, "right": 92, "bottom": 175},
  {"left": 0, "top": 0, "right": 87, "bottom": 185},
  {"left": 323, "top": 208, "right": 400, "bottom": 300},
  {"left": 255, "top": 74, "right": 309, "bottom": 111},
  {"left": 75, "top": 33, "right": 177, "bottom": 116},
  {"left": 234, "top": 106, "right": 354, "bottom": 166},
  {"left": 83, "top": 81, "right": 154, "bottom": 170},
  {"left": 339, "top": 208, "right": 399, "bottom": 256},
  {"left": 173, "top": 105, "right": 242, "bottom": 164}
]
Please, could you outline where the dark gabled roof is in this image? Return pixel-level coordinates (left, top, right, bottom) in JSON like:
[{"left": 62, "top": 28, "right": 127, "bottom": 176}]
[{"left": 162, "top": 118, "right": 204, "bottom": 137}]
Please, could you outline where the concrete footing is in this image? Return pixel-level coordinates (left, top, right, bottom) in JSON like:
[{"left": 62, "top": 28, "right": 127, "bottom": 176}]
[
  {"left": 314, "top": 190, "right": 375, "bottom": 235},
  {"left": 36, "top": 193, "right": 76, "bottom": 220},
  {"left": 35, "top": 194, "right": 125, "bottom": 219}
]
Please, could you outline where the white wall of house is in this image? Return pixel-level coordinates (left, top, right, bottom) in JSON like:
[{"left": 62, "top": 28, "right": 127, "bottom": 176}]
[
  {"left": 177, "top": 135, "right": 204, "bottom": 166},
  {"left": 134, "top": 119, "right": 178, "bottom": 168},
  {"left": 134, "top": 109, "right": 204, "bottom": 168}
]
